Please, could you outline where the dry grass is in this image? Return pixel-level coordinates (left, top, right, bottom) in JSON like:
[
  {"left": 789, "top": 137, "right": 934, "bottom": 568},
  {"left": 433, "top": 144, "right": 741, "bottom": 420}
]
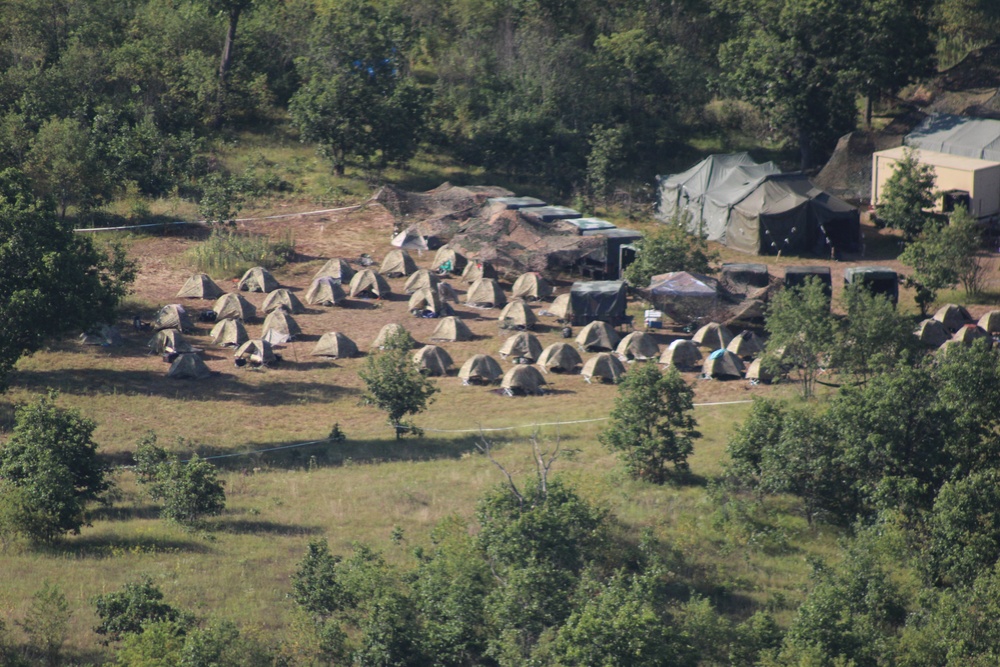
[{"left": 0, "top": 196, "right": 842, "bottom": 662}]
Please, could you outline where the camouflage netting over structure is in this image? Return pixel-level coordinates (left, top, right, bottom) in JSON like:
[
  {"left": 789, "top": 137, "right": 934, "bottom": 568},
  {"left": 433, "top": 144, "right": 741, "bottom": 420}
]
[{"left": 369, "top": 183, "right": 514, "bottom": 239}]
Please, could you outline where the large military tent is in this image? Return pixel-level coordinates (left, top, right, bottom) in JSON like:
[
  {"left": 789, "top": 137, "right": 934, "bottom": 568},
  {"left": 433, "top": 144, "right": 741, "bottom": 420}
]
[
  {"left": 431, "top": 316, "right": 473, "bottom": 342},
  {"left": 404, "top": 269, "right": 440, "bottom": 294},
  {"left": 582, "top": 353, "right": 626, "bottom": 383},
  {"left": 153, "top": 304, "right": 193, "bottom": 332},
  {"left": 261, "top": 309, "right": 301, "bottom": 343},
  {"left": 413, "top": 345, "right": 453, "bottom": 376},
  {"left": 373, "top": 323, "right": 414, "bottom": 350},
  {"left": 616, "top": 331, "right": 660, "bottom": 360},
  {"left": 703, "top": 349, "right": 745, "bottom": 378},
  {"left": 238, "top": 266, "right": 279, "bottom": 292},
  {"left": 177, "top": 274, "right": 224, "bottom": 299},
  {"left": 499, "top": 301, "right": 537, "bottom": 330},
  {"left": 305, "top": 278, "right": 346, "bottom": 307},
  {"left": 168, "top": 353, "right": 211, "bottom": 380},
  {"left": 660, "top": 339, "right": 702, "bottom": 370},
  {"left": 537, "top": 342, "right": 583, "bottom": 373},
  {"left": 657, "top": 154, "right": 861, "bottom": 255},
  {"left": 313, "top": 258, "right": 355, "bottom": 283},
  {"left": 511, "top": 272, "right": 552, "bottom": 301},
  {"left": 568, "top": 281, "right": 628, "bottom": 326},
  {"left": 462, "top": 260, "right": 498, "bottom": 283},
  {"left": 210, "top": 318, "right": 248, "bottom": 347},
  {"left": 575, "top": 320, "right": 621, "bottom": 352},
  {"left": 499, "top": 332, "right": 543, "bottom": 361},
  {"left": 380, "top": 249, "right": 417, "bottom": 277},
  {"left": 235, "top": 339, "right": 276, "bottom": 365},
  {"left": 213, "top": 293, "right": 256, "bottom": 321},
  {"left": 459, "top": 354, "right": 503, "bottom": 385},
  {"left": 693, "top": 322, "right": 733, "bottom": 349},
  {"left": 349, "top": 269, "right": 391, "bottom": 298},
  {"left": 914, "top": 319, "right": 950, "bottom": 347},
  {"left": 148, "top": 329, "right": 194, "bottom": 354},
  {"left": 933, "top": 303, "right": 974, "bottom": 333},
  {"left": 409, "top": 288, "right": 447, "bottom": 315},
  {"left": 433, "top": 247, "right": 466, "bottom": 274},
  {"left": 501, "top": 365, "right": 547, "bottom": 396},
  {"left": 311, "top": 332, "right": 358, "bottom": 358},
  {"left": 465, "top": 278, "right": 506, "bottom": 308},
  {"left": 262, "top": 288, "right": 305, "bottom": 314}
]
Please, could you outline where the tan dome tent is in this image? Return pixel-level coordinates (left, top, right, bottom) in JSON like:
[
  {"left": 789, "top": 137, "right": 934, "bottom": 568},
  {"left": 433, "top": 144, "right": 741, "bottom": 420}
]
[
  {"left": 511, "top": 272, "right": 553, "bottom": 301},
  {"left": 380, "top": 249, "right": 417, "bottom": 277},
  {"left": 934, "top": 304, "right": 974, "bottom": 333},
  {"left": 80, "top": 324, "right": 123, "bottom": 347},
  {"left": 979, "top": 310, "right": 1000, "bottom": 333},
  {"left": 413, "top": 345, "right": 454, "bottom": 376},
  {"left": 727, "top": 331, "right": 764, "bottom": 359},
  {"left": 431, "top": 316, "right": 473, "bottom": 342},
  {"left": 433, "top": 247, "right": 466, "bottom": 275},
  {"left": 499, "top": 331, "right": 543, "bottom": 361},
  {"left": 168, "top": 353, "right": 211, "bottom": 380},
  {"left": 213, "top": 293, "right": 256, "bottom": 321},
  {"left": 210, "top": 318, "right": 248, "bottom": 347},
  {"left": 659, "top": 339, "right": 703, "bottom": 370},
  {"left": 409, "top": 288, "right": 446, "bottom": 315},
  {"left": 693, "top": 322, "right": 734, "bottom": 349},
  {"left": 238, "top": 266, "right": 278, "bottom": 293},
  {"left": 261, "top": 309, "right": 301, "bottom": 344},
  {"left": 438, "top": 282, "right": 459, "bottom": 303},
  {"left": 349, "top": 269, "right": 391, "bottom": 298},
  {"left": 582, "top": 353, "right": 626, "bottom": 383},
  {"left": 305, "top": 277, "right": 346, "bottom": 306},
  {"left": 262, "top": 288, "right": 305, "bottom": 314},
  {"left": 404, "top": 269, "right": 440, "bottom": 294},
  {"left": 746, "top": 358, "right": 774, "bottom": 385},
  {"left": 462, "top": 260, "right": 497, "bottom": 283},
  {"left": 313, "top": 258, "right": 355, "bottom": 284},
  {"left": 545, "top": 293, "right": 573, "bottom": 321},
  {"left": 391, "top": 229, "right": 429, "bottom": 251},
  {"left": 235, "top": 338, "right": 276, "bottom": 366},
  {"left": 914, "top": 319, "right": 950, "bottom": 348},
  {"left": 937, "top": 339, "right": 963, "bottom": 356},
  {"left": 952, "top": 325, "right": 991, "bottom": 346},
  {"left": 499, "top": 301, "right": 537, "bottom": 330},
  {"left": 575, "top": 320, "right": 621, "bottom": 352},
  {"left": 465, "top": 278, "right": 507, "bottom": 308},
  {"left": 501, "top": 365, "right": 547, "bottom": 396},
  {"left": 148, "top": 329, "right": 194, "bottom": 354},
  {"left": 537, "top": 342, "right": 583, "bottom": 373},
  {"left": 459, "top": 354, "right": 503, "bottom": 385},
  {"left": 616, "top": 331, "right": 660, "bottom": 360},
  {"left": 153, "top": 304, "right": 193, "bottom": 332},
  {"left": 703, "top": 349, "right": 745, "bottom": 379},
  {"left": 311, "top": 332, "right": 358, "bottom": 358},
  {"left": 177, "top": 273, "right": 224, "bottom": 299},
  {"left": 373, "top": 323, "right": 414, "bottom": 350}
]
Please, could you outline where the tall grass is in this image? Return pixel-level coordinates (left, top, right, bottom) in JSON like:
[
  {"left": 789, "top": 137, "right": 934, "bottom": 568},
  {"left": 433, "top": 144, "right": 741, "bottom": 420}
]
[{"left": 191, "top": 228, "right": 295, "bottom": 278}]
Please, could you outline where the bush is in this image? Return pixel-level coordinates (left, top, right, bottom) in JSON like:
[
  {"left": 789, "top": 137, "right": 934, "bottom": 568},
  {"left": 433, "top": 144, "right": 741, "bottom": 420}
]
[
  {"left": 94, "top": 576, "right": 183, "bottom": 643},
  {"left": 134, "top": 434, "right": 226, "bottom": 527},
  {"left": 190, "top": 227, "right": 295, "bottom": 278}
]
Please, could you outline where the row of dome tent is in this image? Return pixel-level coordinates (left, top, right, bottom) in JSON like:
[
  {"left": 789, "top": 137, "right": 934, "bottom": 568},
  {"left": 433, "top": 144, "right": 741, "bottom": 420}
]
[
  {"left": 656, "top": 153, "right": 862, "bottom": 257},
  {"left": 915, "top": 304, "right": 1000, "bottom": 350}
]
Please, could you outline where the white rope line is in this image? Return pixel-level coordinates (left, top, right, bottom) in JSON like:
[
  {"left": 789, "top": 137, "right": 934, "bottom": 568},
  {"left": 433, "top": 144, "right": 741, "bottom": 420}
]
[{"left": 74, "top": 204, "right": 362, "bottom": 233}]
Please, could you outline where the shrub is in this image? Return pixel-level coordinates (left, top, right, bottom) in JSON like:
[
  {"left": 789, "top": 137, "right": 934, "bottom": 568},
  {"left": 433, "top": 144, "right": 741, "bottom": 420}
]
[{"left": 191, "top": 228, "right": 295, "bottom": 278}]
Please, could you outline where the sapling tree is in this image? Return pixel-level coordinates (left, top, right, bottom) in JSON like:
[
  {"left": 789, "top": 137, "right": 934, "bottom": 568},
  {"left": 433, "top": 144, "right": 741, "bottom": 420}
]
[{"left": 358, "top": 330, "right": 438, "bottom": 438}]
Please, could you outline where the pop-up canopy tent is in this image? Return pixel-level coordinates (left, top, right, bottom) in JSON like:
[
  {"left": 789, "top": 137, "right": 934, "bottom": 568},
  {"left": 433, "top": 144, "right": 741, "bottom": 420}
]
[{"left": 644, "top": 272, "right": 719, "bottom": 324}]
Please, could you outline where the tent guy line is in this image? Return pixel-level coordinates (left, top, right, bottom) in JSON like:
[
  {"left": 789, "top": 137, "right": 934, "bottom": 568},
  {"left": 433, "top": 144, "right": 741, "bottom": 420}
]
[
  {"left": 160, "top": 399, "right": 755, "bottom": 463},
  {"left": 73, "top": 204, "right": 363, "bottom": 233}
]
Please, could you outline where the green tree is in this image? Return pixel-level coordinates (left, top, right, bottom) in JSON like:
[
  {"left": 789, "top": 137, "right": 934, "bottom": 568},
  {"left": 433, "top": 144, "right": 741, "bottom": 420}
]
[
  {"left": 20, "top": 581, "right": 70, "bottom": 667},
  {"left": 358, "top": 330, "right": 439, "bottom": 438},
  {"left": 623, "top": 216, "right": 717, "bottom": 287},
  {"left": 836, "top": 283, "right": 917, "bottom": 382},
  {"left": 0, "top": 169, "right": 136, "bottom": 390},
  {"left": 197, "top": 172, "right": 247, "bottom": 226},
  {"left": 94, "top": 576, "right": 183, "bottom": 643},
  {"left": 25, "top": 117, "right": 103, "bottom": 218},
  {"left": 902, "top": 205, "right": 985, "bottom": 303},
  {"left": 763, "top": 277, "right": 838, "bottom": 399},
  {"left": 725, "top": 398, "right": 787, "bottom": 491},
  {"left": 876, "top": 147, "right": 937, "bottom": 240},
  {"left": 134, "top": 435, "right": 226, "bottom": 527},
  {"left": 289, "top": 0, "right": 425, "bottom": 175},
  {"left": 925, "top": 470, "right": 1000, "bottom": 586},
  {"left": 0, "top": 396, "right": 109, "bottom": 542},
  {"left": 0, "top": 617, "right": 28, "bottom": 667},
  {"left": 599, "top": 363, "right": 699, "bottom": 484}
]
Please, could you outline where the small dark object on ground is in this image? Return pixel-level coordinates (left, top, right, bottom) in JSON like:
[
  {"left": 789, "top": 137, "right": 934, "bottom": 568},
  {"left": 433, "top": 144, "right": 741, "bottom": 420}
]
[
  {"left": 561, "top": 326, "right": 573, "bottom": 338},
  {"left": 199, "top": 310, "right": 217, "bottom": 322}
]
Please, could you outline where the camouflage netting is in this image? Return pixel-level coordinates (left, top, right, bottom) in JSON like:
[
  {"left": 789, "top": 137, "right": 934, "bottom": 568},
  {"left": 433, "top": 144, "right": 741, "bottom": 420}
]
[
  {"left": 369, "top": 182, "right": 514, "bottom": 238},
  {"left": 449, "top": 207, "right": 604, "bottom": 275}
]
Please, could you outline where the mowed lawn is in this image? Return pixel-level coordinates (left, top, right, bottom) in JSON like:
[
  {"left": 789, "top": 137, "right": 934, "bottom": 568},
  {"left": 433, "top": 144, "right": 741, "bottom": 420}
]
[{"left": 0, "top": 208, "right": 836, "bottom": 661}]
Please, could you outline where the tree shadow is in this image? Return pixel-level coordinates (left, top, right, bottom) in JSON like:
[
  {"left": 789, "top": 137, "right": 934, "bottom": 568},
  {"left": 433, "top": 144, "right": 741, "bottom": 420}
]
[
  {"left": 90, "top": 504, "right": 161, "bottom": 522},
  {"left": 211, "top": 518, "right": 323, "bottom": 536},
  {"left": 42, "top": 533, "right": 213, "bottom": 558}
]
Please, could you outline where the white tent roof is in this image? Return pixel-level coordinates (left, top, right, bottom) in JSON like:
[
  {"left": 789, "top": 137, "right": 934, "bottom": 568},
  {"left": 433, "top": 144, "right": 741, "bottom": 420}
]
[{"left": 906, "top": 113, "right": 1000, "bottom": 161}]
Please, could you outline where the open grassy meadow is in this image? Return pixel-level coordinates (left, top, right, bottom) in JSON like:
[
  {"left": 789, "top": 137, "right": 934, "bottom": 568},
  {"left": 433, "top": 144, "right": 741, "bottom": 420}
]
[{"left": 3, "top": 196, "right": 853, "bottom": 663}]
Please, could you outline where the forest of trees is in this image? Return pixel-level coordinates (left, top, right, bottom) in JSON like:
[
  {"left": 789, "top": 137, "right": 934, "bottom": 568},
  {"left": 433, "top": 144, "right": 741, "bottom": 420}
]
[{"left": 1, "top": 0, "right": 998, "bottom": 218}]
